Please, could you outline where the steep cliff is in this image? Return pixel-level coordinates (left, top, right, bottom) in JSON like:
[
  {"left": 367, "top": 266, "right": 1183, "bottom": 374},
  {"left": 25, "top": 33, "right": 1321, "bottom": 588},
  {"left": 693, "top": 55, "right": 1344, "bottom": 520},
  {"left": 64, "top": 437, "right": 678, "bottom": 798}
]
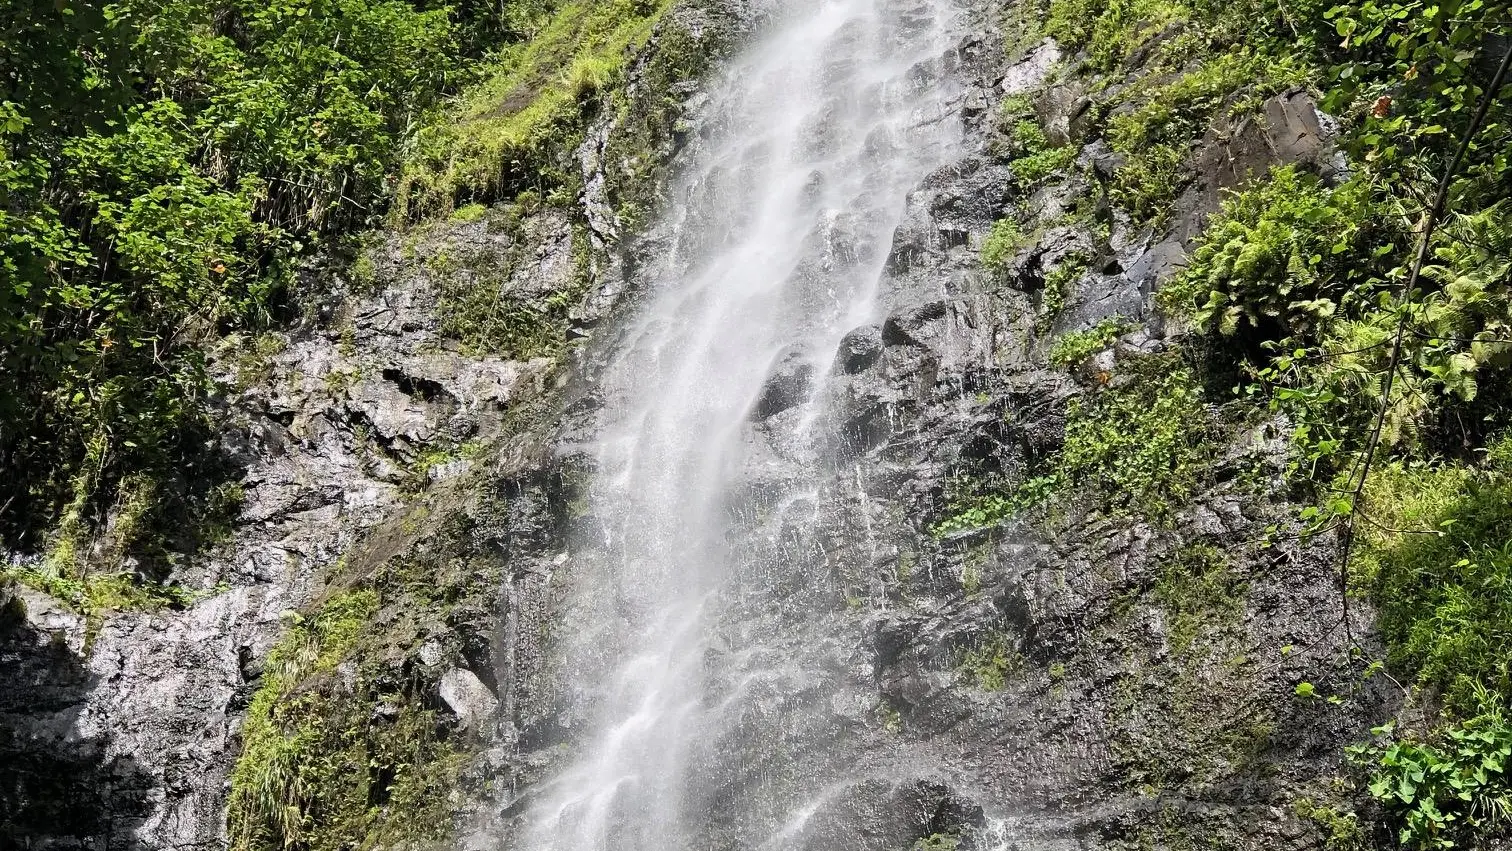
[{"left": 4, "top": 0, "right": 1510, "bottom": 848}]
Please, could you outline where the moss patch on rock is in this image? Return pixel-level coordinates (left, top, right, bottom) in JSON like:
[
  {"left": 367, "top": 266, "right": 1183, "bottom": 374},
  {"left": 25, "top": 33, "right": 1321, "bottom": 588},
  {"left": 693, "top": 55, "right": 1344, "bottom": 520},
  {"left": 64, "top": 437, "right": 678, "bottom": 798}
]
[
  {"left": 395, "top": 0, "right": 677, "bottom": 219},
  {"left": 227, "top": 491, "right": 512, "bottom": 851}
]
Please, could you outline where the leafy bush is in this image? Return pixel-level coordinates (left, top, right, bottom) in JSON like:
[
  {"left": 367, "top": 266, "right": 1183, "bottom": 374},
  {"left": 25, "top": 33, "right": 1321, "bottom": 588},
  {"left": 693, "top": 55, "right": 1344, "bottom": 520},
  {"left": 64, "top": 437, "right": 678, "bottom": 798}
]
[
  {"left": 1045, "top": 0, "right": 1189, "bottom": 71},
  {"left": 1014, "top": 144, "right": 1081, "bottom": 186},
  {"left": 995, "top": 112, "right": 1079, "bottom": 186},
  {"left": 0, "top": 0, "right": 537, "bottom": 567},
  {"left": 1160, "top": 166, "right": 1377, "bottom": 337},
  {"left": 1355, "top": 716, "right": 1512, "bottom": 849}
]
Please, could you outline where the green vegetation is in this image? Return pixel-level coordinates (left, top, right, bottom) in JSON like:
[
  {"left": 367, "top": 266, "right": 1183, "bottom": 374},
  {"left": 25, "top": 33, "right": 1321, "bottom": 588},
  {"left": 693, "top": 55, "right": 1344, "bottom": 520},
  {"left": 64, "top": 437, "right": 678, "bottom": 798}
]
[
  {"left": 0, "top": 0, "right": 585, "bottom": 587},
  {"left": 0, "top": 0, "right": 706, "bottom": 608},
  {"left": 1294, "top": 798, "right": 1368, "bottom": 851},
  {"left": 1056, "top": 357, "right": 1212, "bottom": 519},
  {"left": 228, "top": 588, "right": 463, "bottom": 851},
  {"left": 1108, "top": 49, "right": 1310, "bottom": 224},
  {"left": 1038, "top": 251, "right": 1088, "bottom": 324},
  {"left": 1354, "top": 715, "right": 1512, "bottom": 849},
  {"left": 1049, "top": 317, "right": 1134, "bottom": 367},
  {"left": 227, "top": 489, "right": 514, "bottom": 851},
  {"left": 981, "top": 217, "right": 1025, "bottom": 271},
  {"left": 1355, "top": 441, "right": 1512, "bottom": 717},
  {"left": 1152, "top": 544, "right": 1241, "bottom": 653},
  {"left": 427, "top": 195, "right": 595, "bottom": 358},
  {"left": 958, "top": 631, "right": 1020, "bottom": 691},
  {"left": 395, "top": 0, "right": 676, "bottom": 219},
  {"left": 1002, "top": 114, "right": 1080, "bottom": 186},
  {"left": 912, "top": 833, "right": 961, "bottom": 851},
  {"left": 1035, "top": 0, "right": 1512, "bottom": 841},
  {"left": 1039, "top": 0, "right": 1314, "bottom": 224},
  {"left": 1160, "top": 167, "right": 1375, "bottom": 339},
  {"left": 935, "top": 353, "right": 1211, "bottom": 534}
]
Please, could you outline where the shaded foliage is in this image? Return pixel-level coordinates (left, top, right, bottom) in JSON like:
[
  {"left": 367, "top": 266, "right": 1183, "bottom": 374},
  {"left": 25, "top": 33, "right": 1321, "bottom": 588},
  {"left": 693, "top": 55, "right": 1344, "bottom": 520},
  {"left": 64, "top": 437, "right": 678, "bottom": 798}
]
[{"left": 0, "top": 0, "right": 561, "bottom": 573}]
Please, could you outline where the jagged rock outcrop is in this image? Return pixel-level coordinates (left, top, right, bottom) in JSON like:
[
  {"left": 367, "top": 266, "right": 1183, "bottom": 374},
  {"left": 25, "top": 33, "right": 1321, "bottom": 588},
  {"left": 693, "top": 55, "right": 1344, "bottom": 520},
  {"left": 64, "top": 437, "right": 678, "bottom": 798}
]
[{"left": 1, "top": 1, "right": 1396, "bottom": 849}]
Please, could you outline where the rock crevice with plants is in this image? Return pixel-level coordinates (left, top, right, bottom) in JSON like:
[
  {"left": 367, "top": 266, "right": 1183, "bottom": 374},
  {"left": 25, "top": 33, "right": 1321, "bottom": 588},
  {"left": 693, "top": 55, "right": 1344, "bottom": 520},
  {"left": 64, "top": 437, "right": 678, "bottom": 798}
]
[{"left": 3, "top": 0, "right": 1510, "bottom": 848}]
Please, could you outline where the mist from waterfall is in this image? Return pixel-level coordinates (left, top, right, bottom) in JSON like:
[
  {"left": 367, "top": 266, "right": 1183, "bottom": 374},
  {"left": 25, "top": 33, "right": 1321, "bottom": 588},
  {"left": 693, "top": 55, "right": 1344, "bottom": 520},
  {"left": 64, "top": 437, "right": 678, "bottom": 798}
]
[{"left": 515, "top": 1, "right": 966, "bottom": 848}]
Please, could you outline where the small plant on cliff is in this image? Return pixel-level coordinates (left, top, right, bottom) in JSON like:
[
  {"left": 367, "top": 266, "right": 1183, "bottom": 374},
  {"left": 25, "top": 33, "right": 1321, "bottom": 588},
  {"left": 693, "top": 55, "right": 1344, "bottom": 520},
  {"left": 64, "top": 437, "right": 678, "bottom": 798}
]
[
  {"left": 228, "top": 586, "right": 464, "bottom": 851},
  {"left": 1057, "top": 357, "right": 1211, "bottom": 519},
  {"left": 958, "top": 632, "right": 1020, "bottom": 691},
  {"left": 1050, "top": 317, "right": 1135, "bottom": 367},
  {"left": 981, "top": 218, "right": 1025, "bottom": 271},
  {"left": 1352, "top": 715, "right": 1512, "bottom": 849},
  {"left": 913, "top": 833, "right": 961, "bottom": 851}
]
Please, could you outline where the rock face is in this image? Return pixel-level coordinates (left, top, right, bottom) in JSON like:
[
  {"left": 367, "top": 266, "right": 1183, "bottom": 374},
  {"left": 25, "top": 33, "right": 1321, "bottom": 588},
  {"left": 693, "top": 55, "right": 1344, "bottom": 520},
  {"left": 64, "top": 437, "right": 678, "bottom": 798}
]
[
  {"left": 0, "top": 2, "right": 746, "bottom": 847},
  {"left": 0, "top": 212, "right": 568, "bottom": 849},
  {"left": 0, "top": 1, "right": 1391, "bottom": 850}
]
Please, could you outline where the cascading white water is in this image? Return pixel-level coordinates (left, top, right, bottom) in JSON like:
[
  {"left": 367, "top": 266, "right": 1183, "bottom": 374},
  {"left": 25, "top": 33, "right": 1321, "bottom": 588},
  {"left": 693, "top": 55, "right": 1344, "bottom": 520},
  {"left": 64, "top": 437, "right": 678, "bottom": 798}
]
[{"left": 517, "top": 1, "right": 965, "bottom": 848}]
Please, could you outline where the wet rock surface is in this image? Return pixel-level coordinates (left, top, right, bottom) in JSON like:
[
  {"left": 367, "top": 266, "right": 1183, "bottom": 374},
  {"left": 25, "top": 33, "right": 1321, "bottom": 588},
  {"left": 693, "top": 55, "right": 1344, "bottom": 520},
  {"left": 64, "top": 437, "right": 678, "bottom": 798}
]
[{"left": 2, "top": 1, "right": 1386, "bottom": 850}]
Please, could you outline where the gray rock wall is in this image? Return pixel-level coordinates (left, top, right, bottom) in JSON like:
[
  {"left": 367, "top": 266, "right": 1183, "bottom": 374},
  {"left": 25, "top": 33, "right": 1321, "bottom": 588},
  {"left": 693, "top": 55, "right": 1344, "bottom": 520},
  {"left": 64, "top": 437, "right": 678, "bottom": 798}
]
[{"left": 0, "top": 1, "right": 1394, "bottom": 849}]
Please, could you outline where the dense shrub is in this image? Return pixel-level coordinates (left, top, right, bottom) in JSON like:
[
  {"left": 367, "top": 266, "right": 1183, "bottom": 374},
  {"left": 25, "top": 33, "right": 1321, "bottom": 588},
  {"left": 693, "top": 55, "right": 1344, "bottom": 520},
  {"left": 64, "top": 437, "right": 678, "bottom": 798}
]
[{"left": 0, "top": 0, "right": 583, "bottom": 581}]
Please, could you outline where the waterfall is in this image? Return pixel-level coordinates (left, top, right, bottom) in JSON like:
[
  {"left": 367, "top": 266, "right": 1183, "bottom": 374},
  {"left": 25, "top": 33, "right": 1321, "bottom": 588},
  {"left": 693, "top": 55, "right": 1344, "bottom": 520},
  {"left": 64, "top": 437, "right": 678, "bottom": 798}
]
[{"left": 517, "top": 1, "right": 966, "bottom": 848}]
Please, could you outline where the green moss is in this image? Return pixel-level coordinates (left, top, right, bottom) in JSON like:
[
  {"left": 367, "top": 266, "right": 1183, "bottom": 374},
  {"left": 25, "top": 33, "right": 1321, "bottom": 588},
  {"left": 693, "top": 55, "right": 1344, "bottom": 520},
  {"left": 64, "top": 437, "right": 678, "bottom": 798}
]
[
  {"left": 1039, "top": 252, "right": 1089, "bottom": 327},
  {"left": 0, "top": 464, "right": 239, "bottom": 637},
  {"left": 395, "top": 0, "right": 675, "bottom": 219},
  {"left": 228, "top": 586, "right": 465, "bottom": 851},
  {"left": 1355, "top": 440, "right": 1512, "bottom": 716},
  {"left": 1292, "top": 798, "right": 1367, "bottom": 851},
  {"left": 428, "top": 204, "right": 595, "bottom": 358},
  {"left": 981, "top": 218, "right": 1025, "bottom": 271},
  {"left": 1049, "top": 317, "right": 1135, "bottom": 367},
  {"left": 913, "top": 834, "right": 961, "bottom": 851},
  {"left": 449, "top": 203, "right": 489, "bottom": 223},
  {"left": 1058, "top": 355, "right": 1212, "bottom": 520},
  {"left": 1153, "top": 544, "right": 1242, "bottom": 653},
  {"left": 598, "top": 5, "right": 730, "bottom": 229},
  {"left": 958, "top": 632, "right": 1021, "bottom": 691}
]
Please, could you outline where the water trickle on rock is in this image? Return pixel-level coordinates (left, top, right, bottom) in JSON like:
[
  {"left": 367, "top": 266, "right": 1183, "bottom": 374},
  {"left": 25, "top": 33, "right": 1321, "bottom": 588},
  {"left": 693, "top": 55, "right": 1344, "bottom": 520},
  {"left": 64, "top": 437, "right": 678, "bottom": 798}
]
[{"left": 518, "top": 1, "right": 965, "bottom": 848}]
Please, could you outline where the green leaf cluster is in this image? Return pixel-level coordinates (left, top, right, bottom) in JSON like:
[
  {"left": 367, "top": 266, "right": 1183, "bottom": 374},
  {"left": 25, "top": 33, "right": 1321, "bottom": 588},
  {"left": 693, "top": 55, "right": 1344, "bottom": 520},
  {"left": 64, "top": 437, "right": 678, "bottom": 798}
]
[
  {"left": 933, "top": 354, "right": 1212, "bottom": 533},
  {"left": 1049, "top": 316, "right": 1135, "bottom": 367},
  {"left": 1057, "top": 359, "right": 1212, "bottom": 519},
  {"left": 1355, "top": 716, "right": 1512, "bottom": 849},
  {"left": 1160, "top": 166, "right": 1379, "bottom": 338},
  {"left": 981, "top": 217, "right": 1025, "bottom": 271}
]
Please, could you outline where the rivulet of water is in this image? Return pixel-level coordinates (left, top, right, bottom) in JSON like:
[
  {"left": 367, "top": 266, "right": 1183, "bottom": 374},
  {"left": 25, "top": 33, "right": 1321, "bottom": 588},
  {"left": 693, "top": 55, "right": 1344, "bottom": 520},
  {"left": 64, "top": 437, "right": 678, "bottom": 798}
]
[{"left": 515, "top": 1, "right": 966, "bottom": 848}]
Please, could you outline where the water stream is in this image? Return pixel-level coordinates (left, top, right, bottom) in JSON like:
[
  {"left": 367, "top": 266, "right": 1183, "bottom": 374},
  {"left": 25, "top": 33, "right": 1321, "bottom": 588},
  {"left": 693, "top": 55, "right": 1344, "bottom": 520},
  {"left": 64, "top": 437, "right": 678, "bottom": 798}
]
[{"left": 518, "top": 1, "right": 967, "bottom": 847}]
